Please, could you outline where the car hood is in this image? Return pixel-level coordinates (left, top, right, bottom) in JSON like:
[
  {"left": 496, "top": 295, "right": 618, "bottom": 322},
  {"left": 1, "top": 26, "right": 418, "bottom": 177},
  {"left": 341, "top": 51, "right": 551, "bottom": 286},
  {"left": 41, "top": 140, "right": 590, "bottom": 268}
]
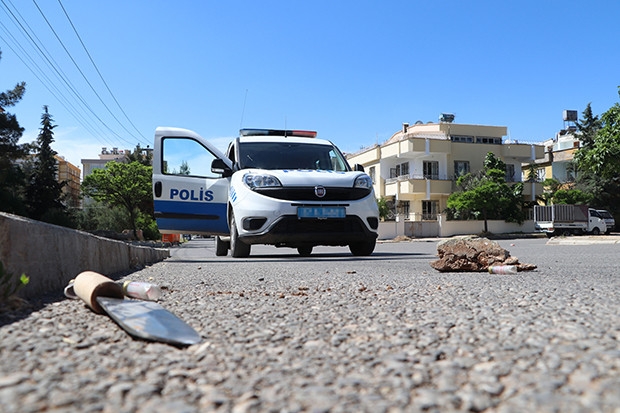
[{"left": 239, "top": 169, "right": 366, "bottom": 187}]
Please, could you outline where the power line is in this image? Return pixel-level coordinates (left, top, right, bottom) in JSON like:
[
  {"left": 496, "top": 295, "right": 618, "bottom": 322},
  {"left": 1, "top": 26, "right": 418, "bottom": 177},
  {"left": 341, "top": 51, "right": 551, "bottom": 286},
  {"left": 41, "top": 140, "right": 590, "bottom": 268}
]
[
  {"left": 1, "top": 0, "right": 150, "bottom": 149},
  {"left": 0, "top": 4, "right": 115, "bottom": 146},
  {"left": 31, "top": 0, "right": 145, "bottom": 147},
  {"left": 1, "top": 0, "right": 117, "bottom": 146},
  {"left": 57, "top": 0, "right": 147, "bottom": 144},
  {"left": 0, "top": 22, "right": 112, "bottom": 146}
]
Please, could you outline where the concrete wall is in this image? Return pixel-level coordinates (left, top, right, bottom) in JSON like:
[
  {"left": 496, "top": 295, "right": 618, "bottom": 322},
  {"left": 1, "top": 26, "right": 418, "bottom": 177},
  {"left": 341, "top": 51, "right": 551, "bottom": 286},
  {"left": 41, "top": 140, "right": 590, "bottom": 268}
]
[
  {"left": 437, "top": 215, "right": 536, "bottom": 237},
  {"left": 0, "top": 212, "right": 169, "bottom": 299},
  {"left": 378, "top": 219, "right": 406, "bottom": 240},
  {"left": 378, "top": 217, "right": 536, "bottom": 240}
]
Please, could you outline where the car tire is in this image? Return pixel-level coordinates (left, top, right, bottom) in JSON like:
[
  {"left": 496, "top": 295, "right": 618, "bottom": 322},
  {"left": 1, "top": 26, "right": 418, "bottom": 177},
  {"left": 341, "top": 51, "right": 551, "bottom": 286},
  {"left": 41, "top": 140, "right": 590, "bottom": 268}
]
[
  {"left": 349, "top": 240, "right": 376, "bottom": 256},
  {"left": 230, "top": 212, "right": 250, "bottom": 258},
  {"left": 297, "top": 246, "right": 312, "bottom": 257},
  {"left": 215, "top": 236, "right": 229, "bottom": 256},
  {"left": 591, "top": 227, "right": 600, "bottom": 236}
]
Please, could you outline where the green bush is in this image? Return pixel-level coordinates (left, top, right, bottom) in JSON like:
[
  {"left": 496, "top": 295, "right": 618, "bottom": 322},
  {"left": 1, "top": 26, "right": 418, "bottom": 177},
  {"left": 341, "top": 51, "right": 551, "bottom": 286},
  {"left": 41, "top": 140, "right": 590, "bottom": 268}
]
[{"left": 135, "top": 212, "right": 160, "bottom": 241}]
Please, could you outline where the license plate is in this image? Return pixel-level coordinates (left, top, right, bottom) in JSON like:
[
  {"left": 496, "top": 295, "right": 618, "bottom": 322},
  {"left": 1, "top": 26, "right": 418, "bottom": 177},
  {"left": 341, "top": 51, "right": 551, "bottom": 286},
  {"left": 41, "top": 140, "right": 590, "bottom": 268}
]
[{"left": 297, "top": 206, "right": 345, "bottom": 219}]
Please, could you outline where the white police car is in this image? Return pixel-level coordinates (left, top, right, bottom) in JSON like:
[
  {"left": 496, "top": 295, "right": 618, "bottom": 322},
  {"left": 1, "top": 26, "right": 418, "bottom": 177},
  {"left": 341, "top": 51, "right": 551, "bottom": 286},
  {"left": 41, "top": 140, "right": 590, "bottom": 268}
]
[{"left": 153, "top": 127, "right": 379, "bottom": 257}]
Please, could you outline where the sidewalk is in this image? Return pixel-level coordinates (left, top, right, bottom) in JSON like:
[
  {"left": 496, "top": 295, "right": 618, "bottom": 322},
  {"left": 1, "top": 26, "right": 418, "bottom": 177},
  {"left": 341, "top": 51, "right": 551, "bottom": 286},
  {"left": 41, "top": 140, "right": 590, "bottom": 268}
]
[{"left": 546, "top": 235, "right": 620, "bottom": 245}]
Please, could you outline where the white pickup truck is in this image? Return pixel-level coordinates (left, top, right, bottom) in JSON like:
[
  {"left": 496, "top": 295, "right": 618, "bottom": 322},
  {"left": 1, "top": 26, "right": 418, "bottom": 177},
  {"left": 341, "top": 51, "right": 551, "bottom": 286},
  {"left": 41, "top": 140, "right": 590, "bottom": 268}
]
[
  {"left": 533, "top": 204, "right": 608, "bottom": 237},
  {"left": 152, "top": 127, "right": 380, "bottom": 257}
]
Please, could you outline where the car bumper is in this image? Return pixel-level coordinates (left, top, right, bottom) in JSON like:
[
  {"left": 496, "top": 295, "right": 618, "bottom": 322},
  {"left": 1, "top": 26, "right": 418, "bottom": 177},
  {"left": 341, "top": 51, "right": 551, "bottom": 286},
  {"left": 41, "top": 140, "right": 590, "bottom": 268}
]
[
  {"left": 231, "top": 190, "right": 379, "bottom": 247},
  {"left": 239, "top": 214, "right": 378, "bottom": 247}
]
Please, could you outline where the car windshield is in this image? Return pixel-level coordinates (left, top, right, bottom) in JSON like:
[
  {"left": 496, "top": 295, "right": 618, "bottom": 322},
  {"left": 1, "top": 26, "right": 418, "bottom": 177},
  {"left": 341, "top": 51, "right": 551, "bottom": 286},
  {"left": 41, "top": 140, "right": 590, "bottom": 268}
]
[
  {"left": 238, "top": 142, "right": 350, "bottom": 171},
  {"left": 598, "top": 210, "right": 613, "bottom": 219}
]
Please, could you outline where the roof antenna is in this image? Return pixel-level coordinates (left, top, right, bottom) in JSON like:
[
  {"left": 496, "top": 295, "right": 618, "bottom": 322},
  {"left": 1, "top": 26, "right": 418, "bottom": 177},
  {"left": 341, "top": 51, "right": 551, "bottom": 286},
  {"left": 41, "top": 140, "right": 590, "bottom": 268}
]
[{"left": 239, "top": 89, "right": 248, "bottom": 129}]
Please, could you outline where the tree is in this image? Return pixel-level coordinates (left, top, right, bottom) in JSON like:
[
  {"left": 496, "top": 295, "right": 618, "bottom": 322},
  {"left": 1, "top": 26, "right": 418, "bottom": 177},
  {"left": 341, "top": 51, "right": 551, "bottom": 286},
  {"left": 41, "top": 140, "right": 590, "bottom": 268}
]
[
  {"left": 446, "top": 152, "right": 525, "bottom": 233},
  {"left": 574, "top": 89, "right": 620, "bottom": 181},
  {"left": 179, "top": 160, "right": 190, "bottom": 175},
  {"left": 25, "top": 106, "right": 65, "bottom": 222},
  {"left": 552, "top": 189, "right": 592, "bottom": 205},
  {"left": 81, "top": 161, "right": 154, "bottom": 238},
  {"left": 574, "top": 102, "right": 602, "bottom": 150},
  {"left": 126, "top": 144, "right": 152, "bottom": 166},
  {"left": 0, "top": 49, "right": 29, "bottom": 214},
  {"left": 524, "top": 162, "right": 538, "bottom": 183},
  {"left": 376, "top": 197, "right": 391, "bottom": 221},
  {"left": 538, "top": 178, "right": 561, "bottom": 205},
  {"left": 570, "top": 88, "right": 620, "bottom": 220}
]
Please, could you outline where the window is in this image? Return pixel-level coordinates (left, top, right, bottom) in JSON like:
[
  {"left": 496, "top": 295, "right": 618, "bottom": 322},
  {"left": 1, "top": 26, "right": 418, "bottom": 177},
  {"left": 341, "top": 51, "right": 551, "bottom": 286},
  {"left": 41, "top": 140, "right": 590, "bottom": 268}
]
[
  {"left": 422, "top": 200, "right": 439, "bottom": 220},
  {"left": 505, "top": 164, "right": 515, "bottom": 182},
  {"left": 451, "top": 135, "right": 474, "bottom": 143},
  {"left": 368, "top": 166, "right": 376, "bottom": 184},
  {"left": 238, "top": 142, "right": 348, "bottom": 171},
  {"left": 397, "top": 162, "right": 409, "bottom": 177},
  {"left": 452, "top": 135, "right": 502, "bottom": 144},
  {"left": 423, "top": 161, "right": 439, "bottom": 179},
  {"left": 390, "top": 162, "right": 409, "bottom": 178},
  {"left": 400, "top": 201, "right": 410, "bottom": 218},
  {"left": 454, "top": 161, "right": 470, "bottom": 179},
  {"left": 475, "top": 136, "right": 503, "bottom": 144},
  {"left": 162, "top": 138, "right": 220, "bottom": 178}
]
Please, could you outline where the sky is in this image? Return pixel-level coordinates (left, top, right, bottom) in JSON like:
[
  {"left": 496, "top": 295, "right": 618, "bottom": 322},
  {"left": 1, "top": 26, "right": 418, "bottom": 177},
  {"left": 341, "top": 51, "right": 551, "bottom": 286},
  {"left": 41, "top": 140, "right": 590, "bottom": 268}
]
[{"left": 1, "top": 0, "right": 619, "bottom": 171}]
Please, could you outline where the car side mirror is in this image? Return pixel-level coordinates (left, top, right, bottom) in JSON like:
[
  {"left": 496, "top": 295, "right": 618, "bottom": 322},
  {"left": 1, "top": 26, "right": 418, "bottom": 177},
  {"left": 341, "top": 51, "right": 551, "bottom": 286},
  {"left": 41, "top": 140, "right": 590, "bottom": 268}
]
[
  {"left": 211, "top": 159, "right": 233, "bottom": 177},
  {"left": 352, "top": 164, "right": 365, "bottom": 172}
]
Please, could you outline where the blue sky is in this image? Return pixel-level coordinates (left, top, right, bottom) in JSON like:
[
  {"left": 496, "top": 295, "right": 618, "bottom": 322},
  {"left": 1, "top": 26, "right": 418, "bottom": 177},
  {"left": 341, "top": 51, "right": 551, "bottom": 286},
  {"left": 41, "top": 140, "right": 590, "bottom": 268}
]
[{"left": 2, "top": 0, "right": 619, "bottom": 169}]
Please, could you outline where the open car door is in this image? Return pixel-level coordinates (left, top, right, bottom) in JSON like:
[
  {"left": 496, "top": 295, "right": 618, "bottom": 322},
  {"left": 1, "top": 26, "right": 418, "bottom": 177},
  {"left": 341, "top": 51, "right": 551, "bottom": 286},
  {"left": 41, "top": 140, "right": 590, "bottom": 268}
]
[{"left": 152, "top": 127, "right": 231, "bottom": 236}]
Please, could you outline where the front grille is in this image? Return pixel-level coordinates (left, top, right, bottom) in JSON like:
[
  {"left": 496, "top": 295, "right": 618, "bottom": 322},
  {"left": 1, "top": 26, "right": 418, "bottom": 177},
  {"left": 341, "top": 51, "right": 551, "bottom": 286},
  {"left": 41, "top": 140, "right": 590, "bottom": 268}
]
[
  {"left": 240, "top": 215, "right": 378, "bottom": 246},
  {"left": 254, "top": 186, "right": 371, "bottom": 201},
  {"left": 270, "top": 216, "right": 366, "bottom": 234}
]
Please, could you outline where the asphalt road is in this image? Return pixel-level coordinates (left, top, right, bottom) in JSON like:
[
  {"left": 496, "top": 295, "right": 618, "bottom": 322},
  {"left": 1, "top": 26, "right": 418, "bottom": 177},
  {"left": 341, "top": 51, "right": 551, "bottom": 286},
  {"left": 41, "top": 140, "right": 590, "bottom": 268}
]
[{"left": 1, "top": 237, "right": 619, "bottom": 412}]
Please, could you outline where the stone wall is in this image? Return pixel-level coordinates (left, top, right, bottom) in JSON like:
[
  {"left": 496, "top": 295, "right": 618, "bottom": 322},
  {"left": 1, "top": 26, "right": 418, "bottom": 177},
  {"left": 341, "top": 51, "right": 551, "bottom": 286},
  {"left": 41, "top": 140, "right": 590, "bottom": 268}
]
[{"left": 0, "top": 212, "right": 169, "bottom": 299}]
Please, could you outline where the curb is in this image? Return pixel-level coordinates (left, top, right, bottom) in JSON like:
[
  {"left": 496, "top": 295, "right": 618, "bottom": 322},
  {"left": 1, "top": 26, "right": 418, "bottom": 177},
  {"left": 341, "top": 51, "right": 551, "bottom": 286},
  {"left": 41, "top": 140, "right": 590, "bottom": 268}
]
[{"left": 0, "top": 212, "right": 170, "bottom": 300}]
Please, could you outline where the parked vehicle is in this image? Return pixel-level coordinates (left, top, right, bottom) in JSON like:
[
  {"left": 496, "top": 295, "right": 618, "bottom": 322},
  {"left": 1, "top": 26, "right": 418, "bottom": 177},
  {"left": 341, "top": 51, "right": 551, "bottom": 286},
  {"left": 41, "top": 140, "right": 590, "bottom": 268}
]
[
  {"left": 596, "top": 209, "right": 615, "bottom": 234},
  {"left": 152, "top": 127, "right": 379, "bottom": 257},
  {"left": 533, "top": 205, "right": 608, "bottom": 238}
]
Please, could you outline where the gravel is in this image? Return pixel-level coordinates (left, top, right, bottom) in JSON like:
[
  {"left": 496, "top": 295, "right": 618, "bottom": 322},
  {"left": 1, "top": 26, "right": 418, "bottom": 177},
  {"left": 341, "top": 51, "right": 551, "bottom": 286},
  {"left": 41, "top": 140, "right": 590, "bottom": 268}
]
[{"left": 1, "top": 237, "right": 619, "bottom": 412}]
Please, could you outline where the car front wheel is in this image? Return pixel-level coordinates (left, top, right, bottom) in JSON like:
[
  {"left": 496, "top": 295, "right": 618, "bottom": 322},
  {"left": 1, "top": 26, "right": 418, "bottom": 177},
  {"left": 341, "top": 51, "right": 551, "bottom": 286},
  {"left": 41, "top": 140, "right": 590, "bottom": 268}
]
[
  {"left": 230, "top": 212, "right": 251, "bottom": 258},
  {"left": 297, "top": 246, "right": 312, "bottom": 257},
  {"left": 349, "top": 240, "right": 376, "bottom": 256}
]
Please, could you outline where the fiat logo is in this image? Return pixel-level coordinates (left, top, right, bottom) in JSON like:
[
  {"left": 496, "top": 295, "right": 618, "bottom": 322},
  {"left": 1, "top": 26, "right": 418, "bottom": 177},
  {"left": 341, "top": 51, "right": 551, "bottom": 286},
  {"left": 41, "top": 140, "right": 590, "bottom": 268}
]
[{"left": 314, "top": 186, "right": 326, "bottom": 198}]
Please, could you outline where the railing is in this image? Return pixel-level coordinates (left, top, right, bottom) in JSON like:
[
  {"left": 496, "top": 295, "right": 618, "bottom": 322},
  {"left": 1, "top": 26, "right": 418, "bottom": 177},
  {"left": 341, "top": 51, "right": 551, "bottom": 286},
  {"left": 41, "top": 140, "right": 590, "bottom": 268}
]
[
  {"left": 386, "top": 173, "right": 450, "bottom": 184},
  {"left": 387, "top": 212, "right": 438, "bottom": 222}
]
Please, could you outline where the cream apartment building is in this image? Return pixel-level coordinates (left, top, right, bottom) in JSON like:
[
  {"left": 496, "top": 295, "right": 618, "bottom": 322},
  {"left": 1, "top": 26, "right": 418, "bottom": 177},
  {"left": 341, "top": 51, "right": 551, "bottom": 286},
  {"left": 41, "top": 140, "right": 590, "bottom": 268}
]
[
  {"left": 534, "top": 129, "right": 580, "bottom": 185},
  {"left": 80, "top": 147, "right": 130, "bottom": 180},
  {"left": 347, "top": 117, "right": 545, "bottom": 222},
  {"left": 55, "top": 155, "right": 81, "bottom": 209}
]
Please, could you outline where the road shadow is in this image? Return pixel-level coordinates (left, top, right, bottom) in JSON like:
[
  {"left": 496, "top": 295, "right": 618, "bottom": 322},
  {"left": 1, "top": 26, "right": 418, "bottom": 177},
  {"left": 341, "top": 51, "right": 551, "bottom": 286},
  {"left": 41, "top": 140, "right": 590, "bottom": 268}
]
[{"left": 168, "top": 250, "right": 436, "bottom": 264}]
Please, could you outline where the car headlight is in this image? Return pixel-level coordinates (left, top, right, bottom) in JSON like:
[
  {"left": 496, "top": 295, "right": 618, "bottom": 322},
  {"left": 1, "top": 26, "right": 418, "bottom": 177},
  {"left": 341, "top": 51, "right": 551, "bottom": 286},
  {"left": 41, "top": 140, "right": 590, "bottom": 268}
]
[
  {"left": 243, "top": 173, "right": 282, "bottom": 189},
  {"left": 354, "top": 175, "right": 373, "bottom": 189}
]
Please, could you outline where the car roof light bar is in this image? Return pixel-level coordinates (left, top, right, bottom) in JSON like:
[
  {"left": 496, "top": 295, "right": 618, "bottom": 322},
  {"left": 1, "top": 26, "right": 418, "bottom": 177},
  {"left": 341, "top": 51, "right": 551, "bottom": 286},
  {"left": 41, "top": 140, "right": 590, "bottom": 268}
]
[{"left": 240, "top": 129, "right": 317, "bottom": 138}]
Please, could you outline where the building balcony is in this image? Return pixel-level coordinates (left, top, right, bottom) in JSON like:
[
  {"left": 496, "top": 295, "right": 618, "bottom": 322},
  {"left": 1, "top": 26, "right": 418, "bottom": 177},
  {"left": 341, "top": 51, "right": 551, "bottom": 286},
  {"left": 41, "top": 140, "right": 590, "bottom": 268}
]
[
  {"left": 383, "top": 174, "right": 542, "bottom": 202},
  {"left": 385, "top": 175, "right": 454, "bottom": 197},
  {"left": 520, "top": 181, "right": 544, "bottom": 199},
  {"left": 380, "top": 138, "right": 452, "bottom": 159},
  {"left": 501, "top": 143, "right": 544, "bottom": 161}
]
